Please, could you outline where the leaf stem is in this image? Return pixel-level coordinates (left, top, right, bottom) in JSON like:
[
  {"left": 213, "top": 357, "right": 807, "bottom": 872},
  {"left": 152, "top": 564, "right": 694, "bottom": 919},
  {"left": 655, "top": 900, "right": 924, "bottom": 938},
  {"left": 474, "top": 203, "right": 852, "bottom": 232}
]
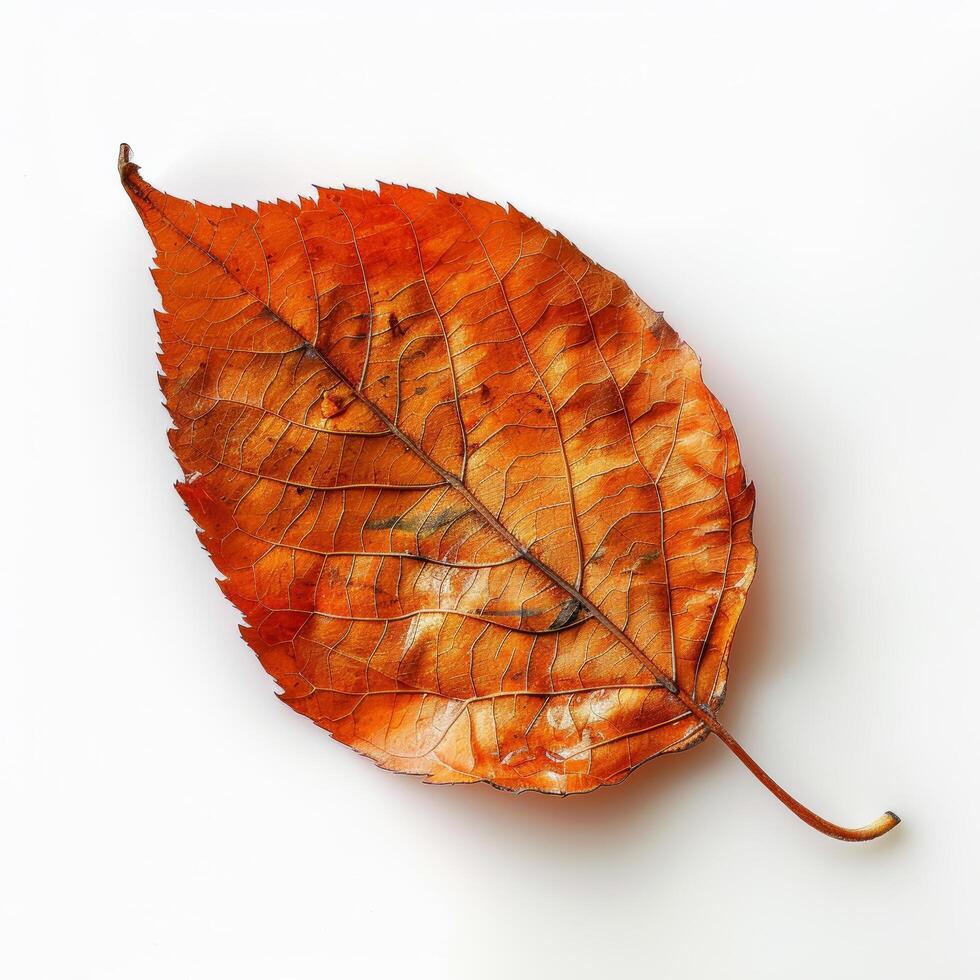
[{"left": 706, "top": 718, "right": 899, "bottom": 841}]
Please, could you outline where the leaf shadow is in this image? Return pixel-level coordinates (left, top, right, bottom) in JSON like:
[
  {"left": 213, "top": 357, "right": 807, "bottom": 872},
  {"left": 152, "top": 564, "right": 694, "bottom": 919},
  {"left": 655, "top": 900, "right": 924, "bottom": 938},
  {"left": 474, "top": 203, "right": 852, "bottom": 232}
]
[{"left": 387, "top": 734, "right": 728, "bottom": 864}]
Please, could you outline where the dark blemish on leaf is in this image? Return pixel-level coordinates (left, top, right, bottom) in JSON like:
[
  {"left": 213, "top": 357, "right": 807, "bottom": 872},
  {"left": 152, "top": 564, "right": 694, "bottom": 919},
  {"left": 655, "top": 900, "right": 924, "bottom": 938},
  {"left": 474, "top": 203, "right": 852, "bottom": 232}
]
[
  {"left": 365, "top": 506, "right": 469, "bottom": 533},
  {"left": 366, "top": 513, "right": 404, "bottom": 530},
  {"left": 320, "top": 391, "right": 350, "bottom": 419},
  {"left": 405, "top": 339, "right": 435, "bottom": 361},
  {"left": 549, "top": 597, "right": 582, "bottom": 630},
  {"left": 389, "top": 312, "right": 405, "bottom": 336},
  {"left": 350, "top": 312, "right": 371, "bottom": 341},
  {"left": 420, "top": 507, "right": 468, "bottom": 533}
]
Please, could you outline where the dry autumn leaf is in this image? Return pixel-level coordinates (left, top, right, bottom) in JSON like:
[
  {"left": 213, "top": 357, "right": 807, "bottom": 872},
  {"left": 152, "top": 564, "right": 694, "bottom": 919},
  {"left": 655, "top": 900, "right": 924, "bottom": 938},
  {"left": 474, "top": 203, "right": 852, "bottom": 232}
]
[{"left": 120, "top": 145, "right": 897, "bottom": 841}]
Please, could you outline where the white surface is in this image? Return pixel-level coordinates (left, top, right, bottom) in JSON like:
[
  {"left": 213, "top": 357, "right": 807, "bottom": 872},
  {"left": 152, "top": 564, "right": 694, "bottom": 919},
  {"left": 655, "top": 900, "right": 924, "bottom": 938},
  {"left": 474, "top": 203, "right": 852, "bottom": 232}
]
[{"left": 3, "top": 1, "right": 979, "bottom": 976}]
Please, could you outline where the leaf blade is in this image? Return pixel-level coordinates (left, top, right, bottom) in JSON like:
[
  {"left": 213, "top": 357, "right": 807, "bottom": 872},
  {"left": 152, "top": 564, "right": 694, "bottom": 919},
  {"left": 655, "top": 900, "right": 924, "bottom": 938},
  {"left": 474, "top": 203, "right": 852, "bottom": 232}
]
[{"left": 123, "top": 152, "right": 756, "bottom": 794}]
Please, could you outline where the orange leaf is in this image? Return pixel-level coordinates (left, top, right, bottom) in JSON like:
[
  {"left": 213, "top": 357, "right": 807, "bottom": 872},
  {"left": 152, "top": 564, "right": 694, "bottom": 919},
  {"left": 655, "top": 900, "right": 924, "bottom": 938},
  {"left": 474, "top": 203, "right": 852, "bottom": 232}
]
[{"left": 120, "top": 145, "right": 897, "bottom": 840}]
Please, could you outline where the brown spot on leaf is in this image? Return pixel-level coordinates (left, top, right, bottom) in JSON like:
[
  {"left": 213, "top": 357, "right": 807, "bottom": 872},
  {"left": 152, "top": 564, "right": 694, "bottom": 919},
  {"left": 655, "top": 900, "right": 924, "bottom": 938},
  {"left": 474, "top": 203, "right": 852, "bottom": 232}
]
[
  {"left": 319, "top": 391, "right": 350, "bottom": 419},
  {"left": 365, "top": 506, "right": 469, "bottom": 534}
]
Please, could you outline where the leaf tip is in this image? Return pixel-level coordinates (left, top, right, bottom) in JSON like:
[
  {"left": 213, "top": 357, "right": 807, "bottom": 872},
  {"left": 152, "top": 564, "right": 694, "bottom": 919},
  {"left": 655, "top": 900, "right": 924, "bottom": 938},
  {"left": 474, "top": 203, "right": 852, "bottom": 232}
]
[{"left": 117, "top": 143, "right": 139, "bottom": 184}]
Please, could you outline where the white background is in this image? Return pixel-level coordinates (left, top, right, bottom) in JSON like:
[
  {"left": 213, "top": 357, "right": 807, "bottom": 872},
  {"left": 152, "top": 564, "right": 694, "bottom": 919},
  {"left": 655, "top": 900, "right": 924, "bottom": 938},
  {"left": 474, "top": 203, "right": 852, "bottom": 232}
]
[{"left": 3, "top": 1, "right": 979, "bottom": 976}]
